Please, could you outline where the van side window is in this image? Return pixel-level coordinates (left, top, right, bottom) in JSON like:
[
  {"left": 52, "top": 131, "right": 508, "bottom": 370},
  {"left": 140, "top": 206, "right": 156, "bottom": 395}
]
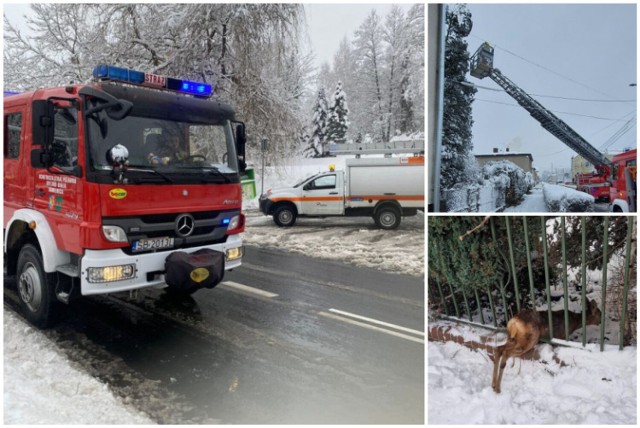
[
  {"left": 52, "top": 106, "right": 78, "bottom": 167},
  {"left": 4, "top": 113, "right": 22, "bottom": 159},
  {"left": 311, "top": 174, "right": 336, "bottom": 190}
]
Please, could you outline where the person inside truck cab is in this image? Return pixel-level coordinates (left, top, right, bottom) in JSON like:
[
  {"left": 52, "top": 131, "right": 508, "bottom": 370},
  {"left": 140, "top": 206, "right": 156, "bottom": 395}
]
[{"left": 147, "top": 131, "right": 188, "bottom": 165}]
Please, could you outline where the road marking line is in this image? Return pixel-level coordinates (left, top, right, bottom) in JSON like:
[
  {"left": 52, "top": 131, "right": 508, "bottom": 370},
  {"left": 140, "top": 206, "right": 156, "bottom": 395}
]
[
  {"left": 328, "top": 308, "right": 425, "bottom": 337},
  {"left": 220, "top": 281, "right": 279, "bottom": 298},
  {"left": 319, "top": 311, "right": 425, "bottom": 344}
]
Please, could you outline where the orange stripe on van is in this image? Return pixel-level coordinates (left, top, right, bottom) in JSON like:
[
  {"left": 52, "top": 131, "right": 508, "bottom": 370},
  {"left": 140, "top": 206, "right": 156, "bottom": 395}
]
[
  {"left": 270, "top": 196, "right": 344, "bottom": 202},
  {"left": 348, "top": 195, "right": 424, "bottom": 201}
]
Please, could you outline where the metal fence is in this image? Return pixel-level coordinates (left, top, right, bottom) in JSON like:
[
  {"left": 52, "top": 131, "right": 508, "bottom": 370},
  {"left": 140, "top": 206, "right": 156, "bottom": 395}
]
[{"left": 428, "top": 216, "right": 636, "bottom": 350}]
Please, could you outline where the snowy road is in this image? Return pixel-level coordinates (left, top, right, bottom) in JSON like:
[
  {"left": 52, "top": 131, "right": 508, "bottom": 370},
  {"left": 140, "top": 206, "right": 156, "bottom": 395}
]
[{"left": 5, "top": 244, "right": 424, "bottom": 424}]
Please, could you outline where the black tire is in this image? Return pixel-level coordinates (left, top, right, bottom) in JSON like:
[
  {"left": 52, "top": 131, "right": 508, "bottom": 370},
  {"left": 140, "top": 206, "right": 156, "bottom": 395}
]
[
  {"left": 273, "top": 205, "right": 297, "bottom": 227},
  {"left": 374, "top": 206, "right": 401, "bottom": 230},
  {"left": 16, "top": 244, "right": 60, "bottom": 328}
]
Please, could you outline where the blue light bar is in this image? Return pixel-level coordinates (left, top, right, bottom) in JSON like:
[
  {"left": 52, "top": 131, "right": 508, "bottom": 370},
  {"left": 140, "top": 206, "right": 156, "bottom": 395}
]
[
  {"left": 92, "top": 64, "right": 213, "bottom": 97},
  {"left": 222, "top": 218, "right": 231, "bottom": 225},
  {"left": 4, "top": 91, "right": 21, "bottom": 97},
  {"left": 93, "top": 65, "right": 144, "bottom": 84}
]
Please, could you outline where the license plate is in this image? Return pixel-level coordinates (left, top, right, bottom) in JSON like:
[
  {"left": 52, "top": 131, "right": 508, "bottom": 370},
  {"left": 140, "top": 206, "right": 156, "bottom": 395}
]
[{"left": 131, "top": 237, "right": 174, "bottom": 252}]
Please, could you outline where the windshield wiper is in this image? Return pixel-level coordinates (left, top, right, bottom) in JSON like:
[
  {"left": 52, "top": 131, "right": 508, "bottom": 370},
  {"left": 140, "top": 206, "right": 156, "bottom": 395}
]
[
  {"left": 125, "top": 165, "right": 174, "bottom": 183},
  {"left": 177, "top": 166, "right": 232, "bottom": 183}
]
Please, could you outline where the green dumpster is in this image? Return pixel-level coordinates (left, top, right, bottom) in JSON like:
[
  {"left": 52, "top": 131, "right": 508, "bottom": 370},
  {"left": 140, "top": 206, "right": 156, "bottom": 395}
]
[{"left": 241, "top": 167, "right": 256, "bottom": 200}]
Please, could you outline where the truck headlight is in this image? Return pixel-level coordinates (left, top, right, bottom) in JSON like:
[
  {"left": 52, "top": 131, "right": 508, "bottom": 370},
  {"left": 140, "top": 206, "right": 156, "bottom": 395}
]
[
  {"left": 102, "top": 225, "right": 128, "bottom": 242},
  {"left": 87, "top": 264, "right": 136, "bottom": 283},
  {"left": 226, "top": 246, "right": 244, "bottom": 261}
]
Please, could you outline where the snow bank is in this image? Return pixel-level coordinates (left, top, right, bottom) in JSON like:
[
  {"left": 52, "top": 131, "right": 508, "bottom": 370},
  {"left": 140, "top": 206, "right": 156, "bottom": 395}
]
[
  {"left": 428, "top": 334, "right": 637, "bottom": 424},
  {"left": 483, "top": 160, "right": 533, "bottom": 207},
  {"left": 543, "top": 183, "right": 594, "bottom": 212},
  {"left": 3, "top": 309, "right": 154, "bottom": 424}
]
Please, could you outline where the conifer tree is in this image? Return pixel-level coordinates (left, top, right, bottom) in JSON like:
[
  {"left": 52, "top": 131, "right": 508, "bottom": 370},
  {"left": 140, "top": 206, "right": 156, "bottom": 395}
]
[
  {"left": 305, "top": 88, "right": 329, "bottom": 158},
  {"left": 326, "top": 81, "right": 350, "bottom": 147},
  {"left": 441, "top": 4, "right": 477, "bottom": 189}
]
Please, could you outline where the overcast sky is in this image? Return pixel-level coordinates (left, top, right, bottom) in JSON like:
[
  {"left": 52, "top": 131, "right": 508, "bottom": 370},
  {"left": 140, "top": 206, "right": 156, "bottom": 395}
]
[
  {"left": 304, "top": 3, "right": 405, "bottom": 68},
  {"left": 465, "top": 3, "right": 636, "bottom": 175}
]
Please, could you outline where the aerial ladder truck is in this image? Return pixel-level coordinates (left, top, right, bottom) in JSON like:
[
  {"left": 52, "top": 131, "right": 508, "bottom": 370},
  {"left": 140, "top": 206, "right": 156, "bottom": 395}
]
[{"left": 469, "top": 42, "right": 636, "bottom": 212}]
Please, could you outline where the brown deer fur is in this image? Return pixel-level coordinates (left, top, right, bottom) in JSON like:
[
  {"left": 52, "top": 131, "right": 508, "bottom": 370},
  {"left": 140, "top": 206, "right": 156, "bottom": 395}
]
[{"left": 491, "top": 299, "right": 601, "bottom": 393}]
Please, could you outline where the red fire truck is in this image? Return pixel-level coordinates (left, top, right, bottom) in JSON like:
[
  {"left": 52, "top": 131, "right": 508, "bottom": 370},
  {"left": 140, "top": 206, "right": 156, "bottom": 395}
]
[
  {"left": 575, "top": 172, "right": 610, "bottom": 203},
  {"left": 4, "top": 65, "right": 247, "bottom": 327},
  {"left": 609, "top": 148, "right": 637, "bottom": 212}
]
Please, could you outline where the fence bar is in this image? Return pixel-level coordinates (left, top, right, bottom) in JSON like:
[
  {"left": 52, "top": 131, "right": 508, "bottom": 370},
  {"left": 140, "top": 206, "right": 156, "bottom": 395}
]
[
  {"left": 523, "top": 217, "right": 536, "bottom": 309},
  {"left": 490, "top": 218, "right": 510, "bottom": 321},
  {"left": 473, "top": 288, "right": 485, "bottom": 325},
  {"left": 461, "top": 286, "right": 473, "bottom": 322},
  {"left": 541, "top": 217, "right": 554, "bottom": 340},
  {"left": 561, "top": 217, "right": 570, "bottom": 340},
  {"left": 486, "top": 284, "right": 498, "bottom": 327},
  {"left": 581, "top": 217, "right": 588, "bottom": 347},
  {"left": 435, "top": 276, "right": 450, "bottom": 316},
  {"left": 447, "top": 281, "right": 460, "bottom": 318},
  {"left": 505, "top": 217, "right": 521, "bottom": 313},
  {"left": 438, "top": 240, "right": 460, "bottom": 318},
  {"left": 600, "top": 216, "right": 610, "bottom": 352},
  {"left": 619, "top": 216, "right": 634, "bottom": 350}
]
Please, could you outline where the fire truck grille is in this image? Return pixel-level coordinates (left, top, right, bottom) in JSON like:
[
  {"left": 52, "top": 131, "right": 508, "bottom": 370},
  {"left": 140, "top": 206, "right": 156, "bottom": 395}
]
[{"left": 103, "top": 210, "right": 240, "bottom": 255}]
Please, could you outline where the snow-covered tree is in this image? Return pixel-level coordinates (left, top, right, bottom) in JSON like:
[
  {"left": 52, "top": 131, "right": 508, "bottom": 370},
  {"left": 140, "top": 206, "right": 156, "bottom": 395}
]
[
  {"left": 353, "top": 10, "right": 386, "bottom": 143},
  {"left": 3, "top": 4, "right": 310, "bottom": 165},
  {"left": 314, "top": 6, "right": 423, "bottom": 145},
  {"left": 325, "top": 82, "right": 349, "bottom": 146},
  {"left": 306, "top": 88, "right": 329, "bottom": 158},
  {"left": 441, "top": 4, "right": 477, "bottom": 189}
]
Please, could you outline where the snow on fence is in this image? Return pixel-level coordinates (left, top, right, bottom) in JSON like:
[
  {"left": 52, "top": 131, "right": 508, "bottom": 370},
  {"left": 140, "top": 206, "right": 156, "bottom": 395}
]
[
  {"left": 428, "top": 216, "right": 636, "bottom": 350},
  {"left": 443, "top": 184, "right": 503, "bottom": 212},
  {"left": 542, "top": 183, "right": 595, "bottom": 212},
  {"left": 442, "top": 160, "right": 533, "bottom": 212}
]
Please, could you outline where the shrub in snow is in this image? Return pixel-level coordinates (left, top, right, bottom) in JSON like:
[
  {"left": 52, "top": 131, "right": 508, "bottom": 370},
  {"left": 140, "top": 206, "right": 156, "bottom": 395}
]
[
  {"left": 543, "top": 184, "right": 594, "bottom": 212},
  {"left": 482, "top": 160, "right": 530, "bottom": 207}
]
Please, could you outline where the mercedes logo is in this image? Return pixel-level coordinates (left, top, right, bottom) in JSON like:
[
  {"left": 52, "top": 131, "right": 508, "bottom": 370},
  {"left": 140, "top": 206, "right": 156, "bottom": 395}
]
[{"left": 175, "top": 213, "right": 195, "bottom": 237}]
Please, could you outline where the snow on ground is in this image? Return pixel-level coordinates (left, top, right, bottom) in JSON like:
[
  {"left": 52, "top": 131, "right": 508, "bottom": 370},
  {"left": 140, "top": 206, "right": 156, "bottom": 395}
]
[
  {"left": 3, "top": 308, "right": 154, "bottom": 424},
  {"left": 4, "top": 155, "right": 424, "bottom": 424},
  {"left": 504, "top": 184, "right": 546, "bottom": 212},
  {"left": 428, "top": 325, "right": 637, "bottom": 424},
  {"left": 243, "top": 209, "right": 424, "bottom": 277}
]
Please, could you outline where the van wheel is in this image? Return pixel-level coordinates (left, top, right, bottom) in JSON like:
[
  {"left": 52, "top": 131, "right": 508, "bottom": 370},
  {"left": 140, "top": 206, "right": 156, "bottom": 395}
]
[
  {"left": 273, "top": 205, "right": 297, "bottom": 227},
  {"left": 374, "top": 206, "right": 401, "bottom": 230},
  {"left": 16, "top": 244, "right": 60, "bottom": 328}
]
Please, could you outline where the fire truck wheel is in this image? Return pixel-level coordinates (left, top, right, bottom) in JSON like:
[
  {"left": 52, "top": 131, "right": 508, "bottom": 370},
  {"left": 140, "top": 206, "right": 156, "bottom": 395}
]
[
  {"left": 374, "top": 206, "right": 401, "bottom": 230},
  {"left": 16, "top": 244, "right": 60, "bottom": 328},
  {"left": 273, "top": 205, "right": 297, "bottom": 227}
]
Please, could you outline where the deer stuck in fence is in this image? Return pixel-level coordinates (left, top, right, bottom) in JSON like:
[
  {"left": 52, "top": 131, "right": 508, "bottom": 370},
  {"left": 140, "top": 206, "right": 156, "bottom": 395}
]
[{"left": 491, "top": 299, "right": 601, "bottom": 393}]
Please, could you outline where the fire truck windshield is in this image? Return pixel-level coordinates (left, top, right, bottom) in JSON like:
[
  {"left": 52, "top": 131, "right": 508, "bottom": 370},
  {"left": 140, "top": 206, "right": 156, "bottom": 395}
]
[{"left": 86, "top": 111, "right": 239, "bottom": 184}]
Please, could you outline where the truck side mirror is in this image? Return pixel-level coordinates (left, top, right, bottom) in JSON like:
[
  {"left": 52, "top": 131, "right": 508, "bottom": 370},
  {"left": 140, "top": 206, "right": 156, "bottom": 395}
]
[
  {"left": 32, "top": 100, "right": 54, "bottom": 148},
  {"left": 30, "top": 148, "right": 50, "bottom": 168},
  {"left": 234, "top": 122, "right": 247, "bottom": 173}
]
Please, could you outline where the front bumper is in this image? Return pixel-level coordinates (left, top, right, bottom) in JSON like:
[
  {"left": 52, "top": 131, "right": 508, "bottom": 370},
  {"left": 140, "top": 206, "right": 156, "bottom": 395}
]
[
  {"left": 79, "top": 234, "right": 243, "bottom": 295},
  {"left": 259, "top": 195, "right": 274, "bottom": 215}
]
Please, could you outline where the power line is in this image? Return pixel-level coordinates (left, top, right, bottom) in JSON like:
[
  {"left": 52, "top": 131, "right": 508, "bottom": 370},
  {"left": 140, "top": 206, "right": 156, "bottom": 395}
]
[
  {"left": 453, "top": 80, "right": 635, "bottom": 103},
  {"left": 468, "top": 34, "right": 625, "bottom": 101},
  {"left": 475, "top": 98, "right": 631, "bottom": 121}
]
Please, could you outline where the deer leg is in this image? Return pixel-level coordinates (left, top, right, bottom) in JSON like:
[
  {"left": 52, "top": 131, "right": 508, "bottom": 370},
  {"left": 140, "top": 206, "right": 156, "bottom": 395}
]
[
  {"left": 494, "top": 345, "right": 512, "bottom": 394},
  {"left": 491, "top": 344, "right": 505, "bottom": 392}
]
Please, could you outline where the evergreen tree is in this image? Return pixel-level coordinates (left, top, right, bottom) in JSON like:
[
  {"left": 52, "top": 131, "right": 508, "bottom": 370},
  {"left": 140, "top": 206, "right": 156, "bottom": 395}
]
[
  {"left": 306, "top": 88, "right": 329, "bottom": 158},
  {"left": 441, "top": 4, "right": 477, "bottom": 189},
  {"left": 326, "top": 81, "right": 350, "bottom": 147}
]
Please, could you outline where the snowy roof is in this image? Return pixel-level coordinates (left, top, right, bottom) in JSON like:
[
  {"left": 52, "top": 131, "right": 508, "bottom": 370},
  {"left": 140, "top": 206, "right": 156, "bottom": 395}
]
[{"left": 476, "top": 152, "right": 534, "bottom": 161}]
